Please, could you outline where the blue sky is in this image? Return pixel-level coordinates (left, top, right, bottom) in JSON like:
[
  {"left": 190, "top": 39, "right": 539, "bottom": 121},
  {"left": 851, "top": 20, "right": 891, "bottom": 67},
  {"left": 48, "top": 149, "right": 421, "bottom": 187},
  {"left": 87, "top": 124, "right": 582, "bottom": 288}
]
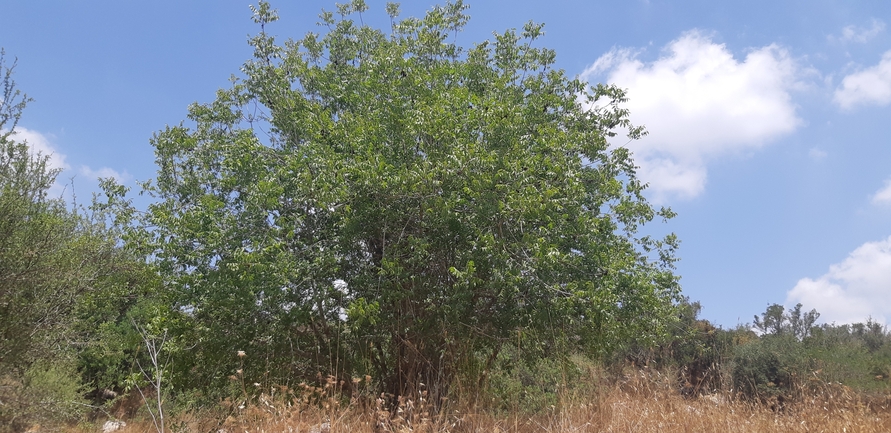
[{"left": 2, "top": 1, "right": 890, "bottom": 328}]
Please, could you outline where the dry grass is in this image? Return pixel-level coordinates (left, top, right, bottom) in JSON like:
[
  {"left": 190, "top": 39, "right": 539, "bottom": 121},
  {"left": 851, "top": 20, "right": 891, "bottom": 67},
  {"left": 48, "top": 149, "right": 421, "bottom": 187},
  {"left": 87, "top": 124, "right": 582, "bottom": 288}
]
[{"left": 69, "top": 370, "right": 891, "bottom": 433}]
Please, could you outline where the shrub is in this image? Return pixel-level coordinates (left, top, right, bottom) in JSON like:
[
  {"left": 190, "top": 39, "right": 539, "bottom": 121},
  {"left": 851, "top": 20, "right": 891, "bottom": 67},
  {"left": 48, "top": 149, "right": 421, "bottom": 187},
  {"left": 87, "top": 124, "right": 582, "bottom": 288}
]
[
  {"left": 482, "top": 345, "right": 599, "bottom": 414},
  {"left": 0, "top": 361, "right": 87, "bottom": 433},
  {"left": 731, "top": 335, "right": 810, "bottom": 406}
]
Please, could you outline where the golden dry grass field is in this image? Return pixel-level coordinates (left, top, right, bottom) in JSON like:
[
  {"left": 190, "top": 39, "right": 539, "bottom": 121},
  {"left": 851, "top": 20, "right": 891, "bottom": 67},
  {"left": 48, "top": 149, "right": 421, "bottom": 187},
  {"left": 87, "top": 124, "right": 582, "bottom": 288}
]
[{"left": 64, "top": 369, "right": 891, "bottom": 433}]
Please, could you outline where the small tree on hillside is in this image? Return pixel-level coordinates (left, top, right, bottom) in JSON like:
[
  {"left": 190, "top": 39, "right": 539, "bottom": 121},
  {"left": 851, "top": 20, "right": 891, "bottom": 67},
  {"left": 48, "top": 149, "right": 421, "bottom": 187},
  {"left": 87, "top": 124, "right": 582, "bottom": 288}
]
[{"left": 753, "top": 303, "right": 819, "bottom": 340}]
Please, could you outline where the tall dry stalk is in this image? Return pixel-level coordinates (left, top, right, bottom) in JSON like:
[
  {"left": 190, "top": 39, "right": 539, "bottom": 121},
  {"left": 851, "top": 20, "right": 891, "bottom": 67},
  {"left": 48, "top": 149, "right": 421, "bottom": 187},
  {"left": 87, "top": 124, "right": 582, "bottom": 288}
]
[{"left": 131, "top": 319, "right": 170, "bottom": 433}]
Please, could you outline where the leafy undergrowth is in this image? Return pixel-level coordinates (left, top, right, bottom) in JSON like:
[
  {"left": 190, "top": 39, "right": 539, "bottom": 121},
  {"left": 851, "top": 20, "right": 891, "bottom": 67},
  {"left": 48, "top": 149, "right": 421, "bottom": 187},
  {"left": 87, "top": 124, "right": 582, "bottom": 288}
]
[{"left": 54, "top": 369, "right": 891, "bottom": 433}]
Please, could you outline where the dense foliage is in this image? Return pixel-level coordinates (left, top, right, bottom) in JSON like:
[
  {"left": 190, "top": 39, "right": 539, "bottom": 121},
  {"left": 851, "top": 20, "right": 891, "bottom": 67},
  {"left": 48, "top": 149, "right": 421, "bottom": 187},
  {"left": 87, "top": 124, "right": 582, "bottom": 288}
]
[{"left": 105, "top": 0, "right": 682, "bottom": 399}]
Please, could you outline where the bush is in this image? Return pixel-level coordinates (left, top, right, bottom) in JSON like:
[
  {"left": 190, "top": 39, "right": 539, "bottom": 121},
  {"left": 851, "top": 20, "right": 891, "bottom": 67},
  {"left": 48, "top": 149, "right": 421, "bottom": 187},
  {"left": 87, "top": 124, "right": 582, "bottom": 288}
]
[
  {"left": 483, "top": 346, "right": 598, "bottom": 414},
  {"left": 613, "top": 299, "right": 735, "bottom": 396},
  {"left": 803, "top": 321, "right": 891, "bottom": 393},
  {"left": 0, "top": 361, "right": 87, "bottom": 433},
  {"left": 731, "top": 335, "right": 810, "bottom": 406}
]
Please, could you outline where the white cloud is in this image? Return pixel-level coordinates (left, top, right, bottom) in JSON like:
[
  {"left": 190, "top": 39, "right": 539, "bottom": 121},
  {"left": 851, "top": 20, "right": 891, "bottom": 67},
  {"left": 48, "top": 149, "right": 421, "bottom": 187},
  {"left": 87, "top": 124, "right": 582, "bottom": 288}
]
[
  {"left": 79, "top": 165, "right": 131, "bottom": 183},
  {"left": 8, "top": 127, "right": 69, "bottom": 172},
  {"left": 3, "top": 127, "right": 72, "bottom": 198},
  {"left": 634, "top": 158, "right": 706, "bottom": 201},
  {"left": 5, "top": 127, "right": 129, "bottom": 198},
  {"left": 582, "top": 30, "right": 802, "bottom": 201},
  {"left": 831, "top": 19, "right": 886, "bottom": 44},
  {"left": 873, "top": 178, "right": 891, "bottom": 205},
  {"left": 808, "top": 148, "right": 827, "bottom": 160},
  {"left": 786, "top": 236, "right": 891, "bottom": 325},
  {"left": 834, "top": 51, "right": 891, "bottom": 110}
]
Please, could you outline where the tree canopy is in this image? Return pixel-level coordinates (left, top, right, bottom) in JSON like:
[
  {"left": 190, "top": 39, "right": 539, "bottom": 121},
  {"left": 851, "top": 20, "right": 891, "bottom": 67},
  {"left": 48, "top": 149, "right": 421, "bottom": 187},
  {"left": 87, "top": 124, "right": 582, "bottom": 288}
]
[{"left": 110, "top": 0, "right": 681, "bottom": 398}]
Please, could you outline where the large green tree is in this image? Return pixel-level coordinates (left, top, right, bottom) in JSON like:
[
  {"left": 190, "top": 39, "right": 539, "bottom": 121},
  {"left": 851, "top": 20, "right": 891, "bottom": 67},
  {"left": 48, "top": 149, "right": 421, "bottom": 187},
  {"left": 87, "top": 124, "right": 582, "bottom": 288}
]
[{"left": 119, "top": 0, "right": 681, "bottom": 398}]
